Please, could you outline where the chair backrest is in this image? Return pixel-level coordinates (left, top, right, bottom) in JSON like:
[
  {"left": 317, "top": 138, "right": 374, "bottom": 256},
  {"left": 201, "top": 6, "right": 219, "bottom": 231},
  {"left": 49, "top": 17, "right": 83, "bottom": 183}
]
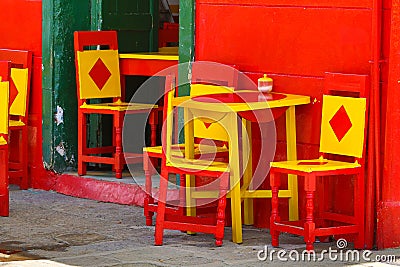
[
  {"left": 158, "top": 22, "right": 179, "bottom": 48},
  {"left": 0, "top": 49, "right": 32, "bottom": 122},
  {"left": 324, "top": 72, "right": 369, "bottom": 98},
  {"left": 74, "top": 31, "right": 122, "bottom": 102},
  {"left": 191, "top": 61, "right": 237, "bottom": 87},
  {"left": 0, "top": 81, "right": 9, "bottom": 136},
  {"left": 190, "top": 84, "right": 232, "bottom": 142},
  {"left": 319, "top": 95, "right": 367, "bottom": 159},
  {"left": 189, "top": 62, "right": 237, "bottom": 143}
]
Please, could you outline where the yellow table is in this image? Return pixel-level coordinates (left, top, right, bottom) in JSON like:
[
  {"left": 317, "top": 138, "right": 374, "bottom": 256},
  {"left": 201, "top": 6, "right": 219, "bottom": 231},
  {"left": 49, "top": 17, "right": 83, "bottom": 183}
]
[{"left": 173, "top": 91, "right": 310, "bottom": 244}]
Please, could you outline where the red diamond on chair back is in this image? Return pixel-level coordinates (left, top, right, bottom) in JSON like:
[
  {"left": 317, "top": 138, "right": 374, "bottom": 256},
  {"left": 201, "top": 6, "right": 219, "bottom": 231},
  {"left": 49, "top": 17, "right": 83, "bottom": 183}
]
[
  {"left": 9, "top": 78, "right": 18, "bottom": 107},
  {"left": 329, "top": 105, "right": 352, "bottom": 142},
  {"left": 89, "top": 58, "right": 111, "bottom": 90}
]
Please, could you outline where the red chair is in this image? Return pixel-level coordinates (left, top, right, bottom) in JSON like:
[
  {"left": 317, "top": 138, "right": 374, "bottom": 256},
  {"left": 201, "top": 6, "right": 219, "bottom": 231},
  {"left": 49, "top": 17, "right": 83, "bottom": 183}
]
[
  {"left": 158, "top": 22, "right": 179, "bottom": 48},
  {"left": 143, "top": 62, "right": 236, "bottom": 225},
  {"left": 154, "top": 75, "right": 230, "bottom": 246},
  {"left": 74, "top": 31, "right": 157, "bottom": 178},
  {"left": 269, "top": 73, "right": 369, "bottom": 251},
  {"left": 0, "top": 49, "right": 32, "bottom": 189},
  {"left": 0, "top": 61, "right": 11, "bottom": 216}
]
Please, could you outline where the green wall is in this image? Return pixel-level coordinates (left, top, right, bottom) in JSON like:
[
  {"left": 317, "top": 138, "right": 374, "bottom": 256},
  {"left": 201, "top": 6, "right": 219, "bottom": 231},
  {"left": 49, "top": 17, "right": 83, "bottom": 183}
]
[{"left": 42, "top": 0, "right": 91, "bottom": 173}]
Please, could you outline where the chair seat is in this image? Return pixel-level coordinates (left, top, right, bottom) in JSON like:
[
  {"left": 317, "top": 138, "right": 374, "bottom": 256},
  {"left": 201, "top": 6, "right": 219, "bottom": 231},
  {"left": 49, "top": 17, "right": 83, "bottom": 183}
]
[
  {"left": 143, "top": 144, "right": 228, "bottom": 156},
  {"left": 9, "top": 120, "right": 25, "bottom": 127},
  {"left": 166, "top": 157, "right": 229, "bottom": 173},
  {"left": 0, "top": 136, "right": 6, "bottom": 146},
  {"left": 271, "top": 158, "right": 361, "bottom": 173},
  {"left": 80, "top": 102, "right": 156, "bottom": 112}
]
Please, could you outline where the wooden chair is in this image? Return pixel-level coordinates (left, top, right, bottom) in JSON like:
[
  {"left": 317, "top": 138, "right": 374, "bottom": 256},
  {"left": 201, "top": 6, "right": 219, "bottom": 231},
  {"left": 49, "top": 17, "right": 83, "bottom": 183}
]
[
  {"left": 0, "top": 61, "right": 10, "bottom": 216},
  {"left": 158, "top": 22, "right": 179, "bottom": 48},
  {"left": 154, "top": 75, "right": 230, "bottom": 246},
  {"left": 0, "top": 49, "right": 32, "bottom": 189},
  {"left": 74, "top": 31, "right": 157, "bottom": 178},
  {"left": 143, "top": 62, "right": 236, "bottom": 225},
  {"left": 269, "top": 73, "right": 369, "bottom": 251}
]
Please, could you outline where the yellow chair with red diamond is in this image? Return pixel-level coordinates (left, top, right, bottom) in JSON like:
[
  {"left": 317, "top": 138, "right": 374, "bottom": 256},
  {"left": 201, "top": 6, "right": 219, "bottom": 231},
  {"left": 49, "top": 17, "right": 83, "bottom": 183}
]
[
  {"left": 74, "top": 31, "right": 157, "bottom": 178},
  {"left": 269, "top": 75, "right": 368, "bottom": 251}
]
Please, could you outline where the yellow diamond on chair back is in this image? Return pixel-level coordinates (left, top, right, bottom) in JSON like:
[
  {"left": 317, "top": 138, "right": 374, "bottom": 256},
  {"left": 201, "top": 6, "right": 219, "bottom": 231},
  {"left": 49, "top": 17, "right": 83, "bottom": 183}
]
[
  {"left": 190, "top": 84, "right": 233, "bottom": 142},
  {"left": 9, "top": 68, "right": 29, "bottom": 117},
  {"left": 0, "top": 81, "right": 9, "bottom": 135},
  {"left": 320, "top": 95, "right": 366, "bottom": 158},
  {"left": 77, "top": 50, "right": 121, "bottom": 100}
]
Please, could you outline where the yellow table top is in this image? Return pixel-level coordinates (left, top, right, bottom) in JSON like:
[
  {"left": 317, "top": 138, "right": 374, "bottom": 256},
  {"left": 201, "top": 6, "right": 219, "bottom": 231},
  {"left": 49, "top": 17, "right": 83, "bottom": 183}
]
[
  {"left": 119, "top": 52, "right": 178, "bottom": 61},
  {"left": 173, "top": 91, "right": 310, "bottom": 112}
]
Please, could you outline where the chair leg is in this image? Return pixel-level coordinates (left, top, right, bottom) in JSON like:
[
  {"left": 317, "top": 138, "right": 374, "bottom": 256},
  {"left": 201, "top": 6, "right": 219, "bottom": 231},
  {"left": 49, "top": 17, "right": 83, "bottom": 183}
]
[
  {"left": 78, "top": 111, "right": 87, "bottom": 176},
  {"left": 149, "top": 109, "right": 158, "bottom": 147},
  {"left": 19, "top": 127, "right": 29, "bottom": 189},
  {"left": 144, "top": 154, "right": 155, "bottom": 226},
  {"left": 215, "top": 173, "right": 229, "bottom": 246},
  {"left": 270, "top": 171, "right": 281, "bottom": 247},
  {"left": 114, "top": 112, "right": 123, "bottom": 179},
  {"left": 0, "top": 148, "right": 9, "bottom": 216},
  {"left": 155, "top": 169, "right": 169, "bottom": 246},
  {"left": 304, "top": 174, "right": 316, "bottom": 251},
  {"left": 353, "top": 173, "right": 365, "bottom": 249}
]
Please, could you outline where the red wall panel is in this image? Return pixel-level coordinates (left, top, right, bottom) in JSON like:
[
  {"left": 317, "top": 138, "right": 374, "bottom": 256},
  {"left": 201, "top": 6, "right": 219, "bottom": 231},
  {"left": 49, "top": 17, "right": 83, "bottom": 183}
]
[
  {"left": 0, "top": 0, "right": 42, "bottom": 56},
  {"left": 196, "top": 4, "right": 371, "bottom": 76},
  {"left": 195, "top": 1, "right": 373, "bottom": 229}
]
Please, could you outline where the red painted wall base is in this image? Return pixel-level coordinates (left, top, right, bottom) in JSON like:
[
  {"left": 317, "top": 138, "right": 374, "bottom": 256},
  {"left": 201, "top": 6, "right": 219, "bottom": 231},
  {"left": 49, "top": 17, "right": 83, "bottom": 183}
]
[
  {"left": 31, "top": 170, "right": 181, "bottom": 208},
  {"left": 377, "top": 202, "right": 400, "bottom": 249}
]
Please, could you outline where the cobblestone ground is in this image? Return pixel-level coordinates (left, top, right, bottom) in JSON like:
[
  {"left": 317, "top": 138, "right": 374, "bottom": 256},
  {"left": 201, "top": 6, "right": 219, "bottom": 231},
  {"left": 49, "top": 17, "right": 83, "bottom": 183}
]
[{"left": 0, "top": 189, "right": 399, "bottom": 266}]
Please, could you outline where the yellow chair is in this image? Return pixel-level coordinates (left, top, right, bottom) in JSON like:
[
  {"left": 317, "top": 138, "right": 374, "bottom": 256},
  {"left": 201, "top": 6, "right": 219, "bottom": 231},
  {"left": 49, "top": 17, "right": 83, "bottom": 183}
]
[
  {"left": 0, "top": 79, "right": 10, "bottom": 216},
  {"left": 74, "top": 31, "right": 157, "bottom": 178},
  {"left": 270, "top": 94, "right": 367, "bottom": 250}
]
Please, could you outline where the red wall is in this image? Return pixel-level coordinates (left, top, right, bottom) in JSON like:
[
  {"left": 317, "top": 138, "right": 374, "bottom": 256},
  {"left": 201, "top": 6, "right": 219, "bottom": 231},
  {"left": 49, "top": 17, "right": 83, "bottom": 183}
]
[
  {"left": 0, "top": 0, "right": 44, "bottom": 187},
  {"left": 195, "top": 0, "right": 374, "bottom": 234}
]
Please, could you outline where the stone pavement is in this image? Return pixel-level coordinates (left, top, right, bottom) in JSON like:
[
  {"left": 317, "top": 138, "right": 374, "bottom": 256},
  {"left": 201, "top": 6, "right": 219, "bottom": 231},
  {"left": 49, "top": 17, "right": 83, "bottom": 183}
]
[{"left": 0, "top": 188, "right": 399, "bottom": 267}]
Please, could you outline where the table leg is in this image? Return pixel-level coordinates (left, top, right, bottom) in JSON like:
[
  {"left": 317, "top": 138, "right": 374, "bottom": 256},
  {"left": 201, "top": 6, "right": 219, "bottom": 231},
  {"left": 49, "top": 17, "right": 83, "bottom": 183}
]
[
  {"left": 184, "top": 108, "right": 196, "bottom": 228},
  {"left": 285, "top": 106, "right": 299, "bottom": 221},
  {"left": 242, "top": 118, "right": 254, "bottom": 225},
  {"left": 226, "top": 113, "right": 243, "bottom": 244}
]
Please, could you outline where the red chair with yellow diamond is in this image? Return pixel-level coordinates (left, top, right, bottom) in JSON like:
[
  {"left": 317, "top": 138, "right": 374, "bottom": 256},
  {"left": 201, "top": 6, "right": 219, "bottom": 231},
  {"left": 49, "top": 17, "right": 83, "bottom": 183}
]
[
  {"left": 0, "top": 62, "right": 11, "bottom": 216},
  {"left": 143, "top": 62, "right": 236, "bottom": 226},
  {"left": 74, "top": 31, "right": 156, "bottom": 178},
  {"left": 154, "top": 75, "right": 230, "bottom": 246},
  {"left": 269, "top": 75, "right": 368, "bottom": 251},
  {"left": 0, "top": 49, "right": 32, "bottom": 189}
]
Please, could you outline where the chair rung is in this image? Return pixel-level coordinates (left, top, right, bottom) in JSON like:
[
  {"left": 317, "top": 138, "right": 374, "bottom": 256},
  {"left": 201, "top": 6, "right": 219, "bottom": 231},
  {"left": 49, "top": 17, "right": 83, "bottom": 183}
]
[
  {"left": 8, "top": 162, "right": 23, "bottom": 169},
  {"left": 315, "top": 225, "right": 359, "bottom": 236},
  {"left": 274, "top": 222, "right": 304, "bottom": 236},
  {"left": 9, "top": 170, "right": 23, "bottom": 177},
  {"left": 164, "top": 221, "right": 217, "bottom": 234},
  {"left": 147, "top": 204, "right": 183, "bottom": 215},
  {"left": 165, "top": 213, "right": 216, "bottom": 225},
  {"left": 81, "top": 155, "right": 115, "bottom": 164},
  {"left": 241, "top": 189, "right": 292, "bottom": 198},
  {"left": 322, "top": 212, "right": 356, "bottom": 224},
  {"left": 274, "top": 221, "right": 360, "bottom": 237},
  {"left": 85, "top": 146, "right": 114, "bottom": 154}
]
